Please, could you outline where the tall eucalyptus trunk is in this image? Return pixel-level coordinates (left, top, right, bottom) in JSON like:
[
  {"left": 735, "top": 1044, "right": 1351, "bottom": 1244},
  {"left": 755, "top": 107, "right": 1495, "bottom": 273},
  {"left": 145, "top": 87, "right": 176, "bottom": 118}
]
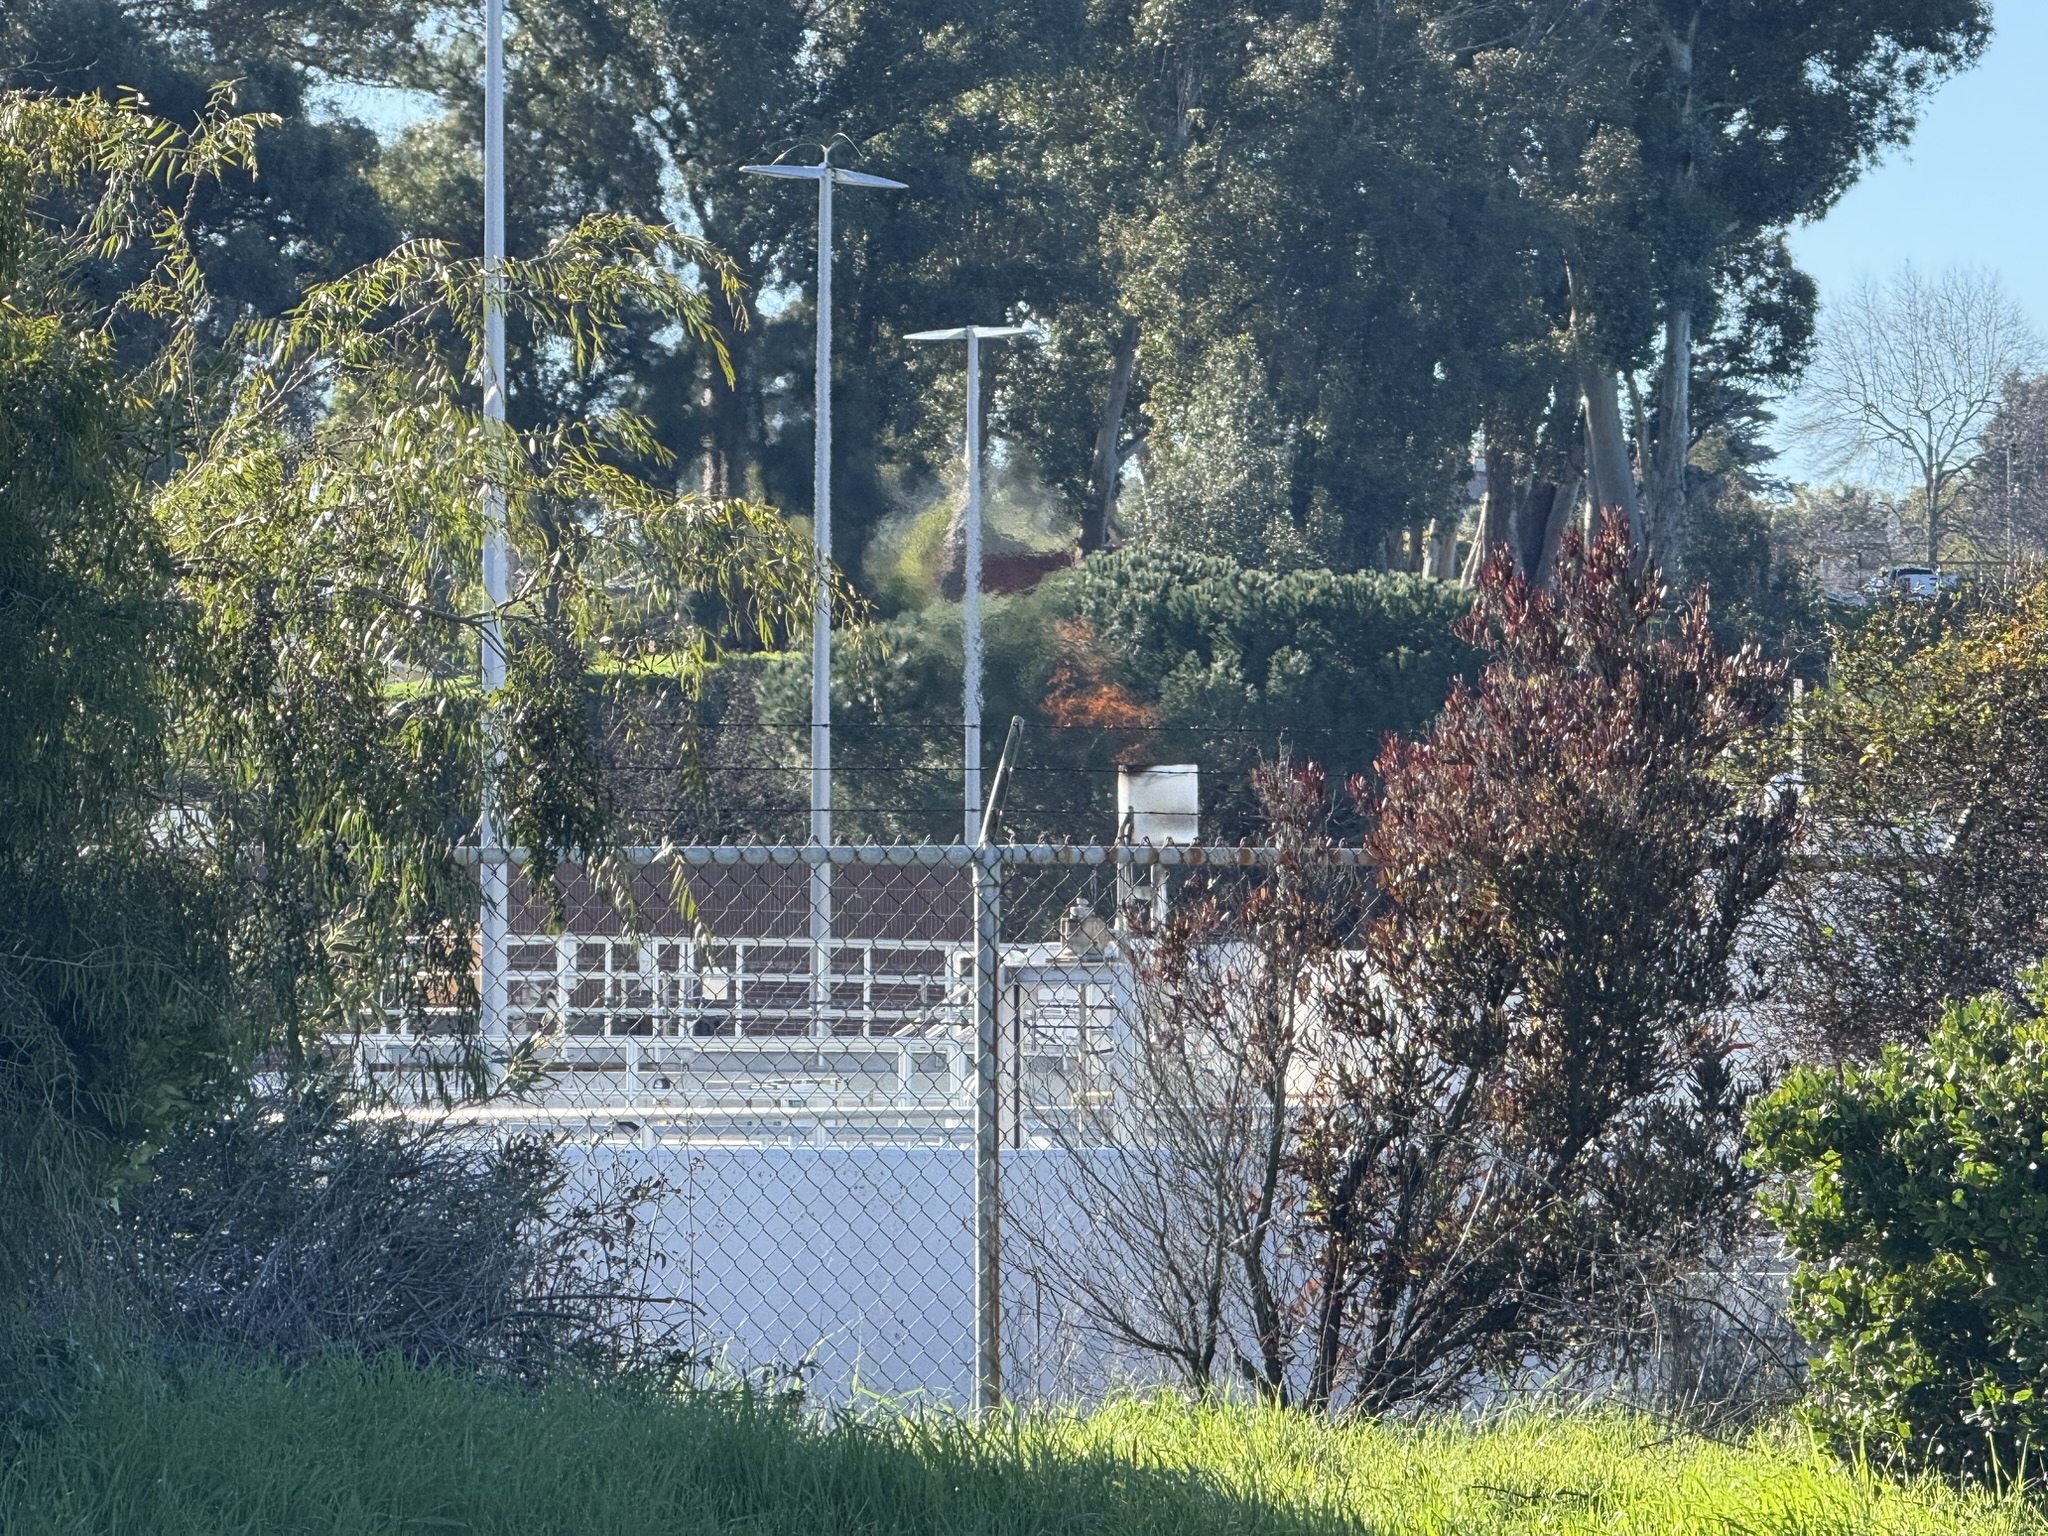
[
  {"left": 1462, "top": 438, "right": 1516, "bottom": 585},
  {"left": 1648, "top": 304, "right": 1694, "bottom": 579},
  {"left": 1579, "top": 362, "right": 1643, "bottom": 549},
  {"left": 1084, "top": 318, "right": 1140, "bottom": 552}
]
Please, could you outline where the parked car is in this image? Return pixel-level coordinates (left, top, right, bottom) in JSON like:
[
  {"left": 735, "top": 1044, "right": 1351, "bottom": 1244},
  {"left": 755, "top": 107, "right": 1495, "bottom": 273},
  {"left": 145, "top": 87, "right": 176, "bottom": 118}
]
[{"left": 1867, "top": 565, "right": 1959, "bottom": 601}]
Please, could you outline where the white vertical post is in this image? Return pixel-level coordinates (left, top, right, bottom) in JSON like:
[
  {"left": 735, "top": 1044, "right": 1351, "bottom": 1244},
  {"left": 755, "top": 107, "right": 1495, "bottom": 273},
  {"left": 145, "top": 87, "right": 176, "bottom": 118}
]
[
  {"left": 810, "top": 171, "right": 833, "bottom": 1040},
  {"left": 478, "top": 0, "right": 509, "bottom": 1045},
  {"left": 740, "top": 158, "right": 905, "bottom": 1040},
  {"left": 971, "top": 846, "right": 1002, "bottom": 1414},
  {"left": 812, "top": 169, "right": 833, "bottom": 855},
  {"left": 962, "top": 330, "right": 982, "bottom": 844},
  {"left": 903, "top": 324, "right": 1028, "bottom": 844}
]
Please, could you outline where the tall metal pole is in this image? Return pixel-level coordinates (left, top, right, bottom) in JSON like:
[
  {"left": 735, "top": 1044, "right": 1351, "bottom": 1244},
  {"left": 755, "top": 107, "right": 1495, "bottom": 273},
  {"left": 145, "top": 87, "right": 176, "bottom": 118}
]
[
  {"left": 808, "top": 171, "right": 833, "bottom": 1041},
  {"left": 904, "top": 325, "right": 1028, "bottom": 842},
  {"left": 742, "top": 157, "right": 906, "bottom": 1037},
  {"left": 971, "top": 844, "right": 1002, "bottom": 1414},
  {"left": 963, "top": 331, "right": 981, "bottom": 844},
  {"left": 478, "top": 0, "right": 509, "bottom": 1043},
  {"left": 811, "top": 170, "right": 833, "bottom": 854}
]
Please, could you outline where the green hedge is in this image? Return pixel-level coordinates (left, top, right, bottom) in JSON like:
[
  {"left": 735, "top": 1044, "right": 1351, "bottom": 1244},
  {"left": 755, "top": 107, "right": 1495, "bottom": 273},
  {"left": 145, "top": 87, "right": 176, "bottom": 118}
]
[{"left": 1753, "top": 968, "right": 2048, "bottom": 1483}]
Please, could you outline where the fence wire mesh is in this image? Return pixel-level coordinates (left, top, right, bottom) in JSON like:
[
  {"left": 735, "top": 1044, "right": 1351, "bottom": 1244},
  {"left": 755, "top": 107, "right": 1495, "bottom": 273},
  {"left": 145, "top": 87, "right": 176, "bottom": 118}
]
[{"left": 353, "top": 843, "right": 1328, "bottom": 1406}]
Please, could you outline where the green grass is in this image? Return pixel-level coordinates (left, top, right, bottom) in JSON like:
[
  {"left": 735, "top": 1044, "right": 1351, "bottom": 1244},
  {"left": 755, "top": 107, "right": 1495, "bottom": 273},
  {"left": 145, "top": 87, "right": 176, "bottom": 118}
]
[{"left": 3, "top": 1355, "right": 2041, "bottom": 1535}]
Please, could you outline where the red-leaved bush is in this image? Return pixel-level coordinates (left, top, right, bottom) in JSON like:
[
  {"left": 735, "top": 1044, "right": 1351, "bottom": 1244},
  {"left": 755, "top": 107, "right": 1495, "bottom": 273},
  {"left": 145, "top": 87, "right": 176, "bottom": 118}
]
[{"left": 1292, "top": 516, "right": 1798, "bottom": 1409}]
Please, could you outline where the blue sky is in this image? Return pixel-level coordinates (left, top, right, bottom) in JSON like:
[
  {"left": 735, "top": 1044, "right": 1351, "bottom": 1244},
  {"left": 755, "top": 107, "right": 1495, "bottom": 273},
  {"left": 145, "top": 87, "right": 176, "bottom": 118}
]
[
  {"left": 1788, "top": 5, "right": 2046, "bottom": 324},
  {"left": 1772, "top": 4, "right": 2046, "bottom": 477}
]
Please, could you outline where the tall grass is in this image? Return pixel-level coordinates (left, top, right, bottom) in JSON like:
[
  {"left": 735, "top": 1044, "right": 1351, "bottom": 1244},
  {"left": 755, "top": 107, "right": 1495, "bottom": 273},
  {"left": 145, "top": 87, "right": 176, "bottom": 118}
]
[{"left": 3, "top": 1355, "right": 2041, "bottom": 1535}]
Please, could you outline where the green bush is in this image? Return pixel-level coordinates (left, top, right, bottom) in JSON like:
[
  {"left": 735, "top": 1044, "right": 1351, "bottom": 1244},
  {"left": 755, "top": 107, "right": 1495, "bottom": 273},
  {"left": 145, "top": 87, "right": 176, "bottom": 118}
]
[
  {"left": 749, "top": 550, "right": 1474, "bottom": 842},
  {"left": 1751, "top": 968, "right": 2048, "bottom": 1482}
]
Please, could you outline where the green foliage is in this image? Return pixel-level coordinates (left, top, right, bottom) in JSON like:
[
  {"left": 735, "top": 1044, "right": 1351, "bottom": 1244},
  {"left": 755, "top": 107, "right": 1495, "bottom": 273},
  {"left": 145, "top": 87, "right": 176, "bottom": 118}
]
[
  {"left": 1751, "top": 970, "right": 2048, "bottom": 1484},
  {"left": 0, "top": 0, "right": 401, "bottom": 342},
  {"left": 0, "top": 91, "right": 811, "bottom": 1355},
  {"left": 2, "top": 1362, "right": 2039, "bottom": 1534},
  {"left": 1682, "top": 480, "right": 1832, "bottom": 680},
  {"left": 1070, "top": 549, "right": 1473, "bottom": 748},
  {"left": 753, "top": 551, "right": 1471, "bottom": 842},
  {"left": 0, "top": 123, "right": 231, "bottom": 1321},
  {"left": 50, "top": 0, "right": 1989, "bottom": 581},
  {"left": 1764, "top": 576, "right": 2048, "bottom": 1057}
]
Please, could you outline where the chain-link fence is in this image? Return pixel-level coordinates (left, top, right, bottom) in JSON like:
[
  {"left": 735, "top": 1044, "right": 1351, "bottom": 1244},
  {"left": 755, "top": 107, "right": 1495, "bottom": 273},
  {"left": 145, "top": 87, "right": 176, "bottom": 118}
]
[{"left": 353, "top": 843, "right": 1328, "bottom": 1407}]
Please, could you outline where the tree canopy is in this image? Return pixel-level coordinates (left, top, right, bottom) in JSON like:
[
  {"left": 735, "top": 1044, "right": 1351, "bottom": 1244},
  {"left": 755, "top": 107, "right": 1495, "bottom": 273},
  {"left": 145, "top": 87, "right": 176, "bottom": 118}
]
[
  {"left": 107, "top": 0, "right": 1987, "bottom": 592},
  {"left": 0, "top": 89, "right": 811, "bottom": 1311}
]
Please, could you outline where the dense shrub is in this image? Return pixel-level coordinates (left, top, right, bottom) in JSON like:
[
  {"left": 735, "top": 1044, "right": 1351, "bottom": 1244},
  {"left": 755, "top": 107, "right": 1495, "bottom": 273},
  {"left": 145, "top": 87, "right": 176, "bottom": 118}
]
[
  {"left": 0, "top": 94, "right": 805, "bottom": 1400},
  {"left": 1303, "top": 520, "right": 1795, "bottom": 1411},
  {"left": 1751, "top": 968, "right": 2048, "bottom": 1482},
  {"left": 113, "top": 1085, "right": 676, "bottom": 1382},
  {"left": 1027, "top": 523, "right": 1796, "bottom": 1412},
  {"left": 1762, "top": 577, "right": 2048, "bottom": 1058},
  {"left": 752, "top": 549, "right": 1474, "bottom": 842}
]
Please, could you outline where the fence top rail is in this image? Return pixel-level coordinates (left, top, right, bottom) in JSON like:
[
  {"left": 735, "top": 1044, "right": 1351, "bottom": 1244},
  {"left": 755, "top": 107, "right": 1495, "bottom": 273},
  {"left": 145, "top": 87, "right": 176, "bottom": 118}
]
[{"left": 463, "top": 843, "right": 1371, "bottom": 870}]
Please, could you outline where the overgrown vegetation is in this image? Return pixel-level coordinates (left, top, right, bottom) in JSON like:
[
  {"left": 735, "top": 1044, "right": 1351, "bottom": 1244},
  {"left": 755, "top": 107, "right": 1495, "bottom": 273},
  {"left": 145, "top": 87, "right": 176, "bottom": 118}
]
[
  {"left": 4, "top": 1358, "right": 2041, "bottom": 1535},
  {"left": 109, "top": 1085, "right": 673, "bottom": 1381},
  {"left": 1022, "top": 523, "right": 1795, "bottom": 1413},
  {"left": 1763, "top": 576, "right": 2048, "bottom": 1059},
  {"left": 0, "top": 89, "right": 808, "bottom": 1401},
  {"left": 6, "top": 0, "right": 2048, "bottom": 1515}
]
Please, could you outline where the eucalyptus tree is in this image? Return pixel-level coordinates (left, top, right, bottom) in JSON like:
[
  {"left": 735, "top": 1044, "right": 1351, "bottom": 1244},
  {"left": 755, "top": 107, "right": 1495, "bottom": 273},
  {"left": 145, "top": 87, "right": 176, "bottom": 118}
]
[
  {"left": 1100, "top": 0, "right": 1547, "bottom": 570},
  {"left": 1, "top": 0, "right": 400, "bottom": 334},
  {"left": 0, "top": 92, "right": 811, "bottom": 1303},
  {"left": 1418, "top": 0, "right": 1991, "bottom": 583},
  {"left": 312, "top": 0, "right": 1551, "bottom": 575}
]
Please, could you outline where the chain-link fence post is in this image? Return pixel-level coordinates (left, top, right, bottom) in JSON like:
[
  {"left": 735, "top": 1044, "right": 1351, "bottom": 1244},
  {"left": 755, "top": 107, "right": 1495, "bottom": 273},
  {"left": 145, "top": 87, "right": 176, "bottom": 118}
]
[{"left": 973, "top": 845, "right": 1002, "bottom": 1413}]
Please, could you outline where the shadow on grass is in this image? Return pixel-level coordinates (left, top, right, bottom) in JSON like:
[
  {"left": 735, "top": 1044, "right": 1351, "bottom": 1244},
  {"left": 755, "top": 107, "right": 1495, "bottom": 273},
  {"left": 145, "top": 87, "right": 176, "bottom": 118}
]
[{"left": 0, "top": 1355, "right": 1360, "bottom": 1535}]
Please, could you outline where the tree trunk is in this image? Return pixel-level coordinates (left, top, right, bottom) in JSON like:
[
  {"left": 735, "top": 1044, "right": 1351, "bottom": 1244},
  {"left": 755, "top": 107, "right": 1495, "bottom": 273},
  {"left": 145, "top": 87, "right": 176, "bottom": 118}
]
[
  {"left": 1462, "top": 439, "right": 1516, "bottom": 585},
  {"left": 1534, "top": 472, "right": 1582, "bottom": 586},
  {"left": 1511, "top": 482, "right": 1557, "bottom": 578},
  {"left": 1425, "top": 515, "right": 1460, "bottom": 579},
  {"left": 1084, "top": 318, "right": 1140, "bottom": 553},
  {"left": 1649, "top": 305, "right": 1694, "bottom": 580},
  {"left": 1580, "top": 363, "right": 1643, "bottom": 550}
]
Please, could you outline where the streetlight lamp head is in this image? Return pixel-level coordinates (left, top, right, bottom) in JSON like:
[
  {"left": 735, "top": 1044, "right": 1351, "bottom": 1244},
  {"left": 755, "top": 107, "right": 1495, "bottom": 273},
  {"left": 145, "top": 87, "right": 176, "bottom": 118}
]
[
  {"left": 905, "top": 326, "right": 1033, "bottom": 343},
  {"left": 741, "top": 163, "right": 906, "bottom": 190},
  {"left": 830, "top": 168, "right": 909, "bottom": 190}
]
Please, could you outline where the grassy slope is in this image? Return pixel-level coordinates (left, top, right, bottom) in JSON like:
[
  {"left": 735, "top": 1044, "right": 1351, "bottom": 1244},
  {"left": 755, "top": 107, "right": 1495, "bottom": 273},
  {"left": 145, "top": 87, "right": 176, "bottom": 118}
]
[{"left": 2, "top": 1357, "right": 2040, "bottom": 1536}]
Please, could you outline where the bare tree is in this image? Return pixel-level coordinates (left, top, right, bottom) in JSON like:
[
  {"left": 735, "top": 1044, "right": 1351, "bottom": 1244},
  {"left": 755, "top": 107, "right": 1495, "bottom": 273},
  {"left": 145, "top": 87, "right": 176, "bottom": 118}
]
[
  {"left": 1013, "top": 764, "right": 1359, "bottom": 1400},
  {"left": 1797, "top": 266, "right": 2040, "bottom": 567}
]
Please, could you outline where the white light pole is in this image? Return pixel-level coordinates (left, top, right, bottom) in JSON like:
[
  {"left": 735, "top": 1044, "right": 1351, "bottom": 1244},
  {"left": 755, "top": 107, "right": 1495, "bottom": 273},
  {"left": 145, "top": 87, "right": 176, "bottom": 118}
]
[
  {"left": 742, "top": 154, "right": 905, "bottom": 1033},
  {"left": 478, "top": 0, "right": 510, "bottom": 1043},
  {"left": 904, "top": 325, "right": 1029, "bottom": 842},
  {"left": 907, "top": 322, "right": 1028, "bottom": 1421},
  {"left": 743, "top": 157, "right": 906, "bottom": 849}
]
